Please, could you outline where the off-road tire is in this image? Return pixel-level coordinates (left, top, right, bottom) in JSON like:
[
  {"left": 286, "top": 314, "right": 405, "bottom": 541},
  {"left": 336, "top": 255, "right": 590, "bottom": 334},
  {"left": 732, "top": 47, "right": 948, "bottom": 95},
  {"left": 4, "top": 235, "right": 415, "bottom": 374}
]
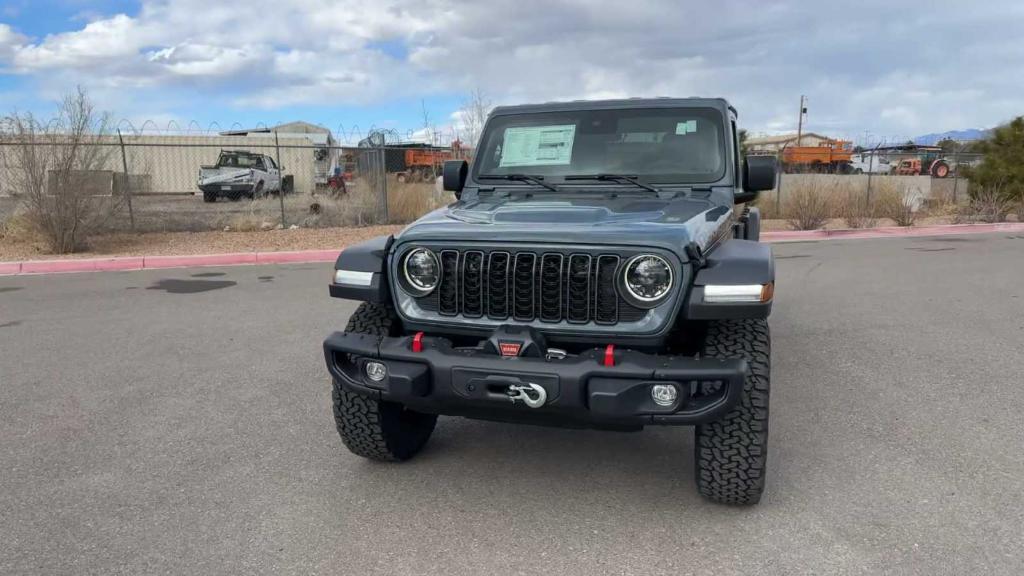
[
  {"left": 332, "top": 302, "right": 437, "bottom": 461},
  {"left": 250, "top": 182, "right": 263, "bottom": 200},
  {"left": 694, "top": 319, "right": 770, "bottom": 505},
  {"left": 203, "top": 191, "right": 216, "bottom": 203}
]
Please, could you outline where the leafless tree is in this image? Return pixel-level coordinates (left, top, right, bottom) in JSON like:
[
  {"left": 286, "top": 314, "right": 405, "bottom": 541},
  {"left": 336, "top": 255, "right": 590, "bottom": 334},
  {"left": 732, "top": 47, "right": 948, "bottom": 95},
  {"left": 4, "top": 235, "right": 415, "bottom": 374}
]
[
  {"left": 0, "top": 87, "right": 116, "bottom": 253},
  {"left": 457, "top": 88, "right": 492, "bottom": 148},
  {"left": 420, "top": 99, "right": 436, "bottom": 146}
]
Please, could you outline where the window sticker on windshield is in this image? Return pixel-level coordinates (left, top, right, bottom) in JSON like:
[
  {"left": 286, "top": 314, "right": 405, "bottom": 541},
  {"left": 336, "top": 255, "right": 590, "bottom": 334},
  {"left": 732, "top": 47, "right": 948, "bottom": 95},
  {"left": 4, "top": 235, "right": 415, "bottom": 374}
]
[
  {"left": 499, "top": 125, "right": 576, "bottom": 167},
  {"left": 675, "top": 120, "right": 698, "bottom": 135}
]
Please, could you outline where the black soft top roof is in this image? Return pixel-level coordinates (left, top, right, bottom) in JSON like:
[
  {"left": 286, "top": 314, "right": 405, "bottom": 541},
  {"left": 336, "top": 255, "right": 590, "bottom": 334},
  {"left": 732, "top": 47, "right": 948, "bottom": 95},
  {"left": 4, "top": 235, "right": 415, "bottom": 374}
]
[{"left": 489, "top": 97, "right": 737, "bottom": 118}]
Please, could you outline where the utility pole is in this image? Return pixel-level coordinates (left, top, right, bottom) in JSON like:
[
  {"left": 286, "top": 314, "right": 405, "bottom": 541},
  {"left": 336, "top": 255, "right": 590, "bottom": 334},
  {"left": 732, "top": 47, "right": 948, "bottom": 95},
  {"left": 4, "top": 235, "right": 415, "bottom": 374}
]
[{"left": 796, "top": 95, "right": 807, "bottom": 147}]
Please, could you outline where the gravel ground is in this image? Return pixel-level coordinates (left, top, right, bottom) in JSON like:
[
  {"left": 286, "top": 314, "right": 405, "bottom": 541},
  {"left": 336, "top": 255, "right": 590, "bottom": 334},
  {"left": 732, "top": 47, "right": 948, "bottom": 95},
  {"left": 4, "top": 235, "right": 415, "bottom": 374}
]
[
  {"left": 0, "top": 218, "right": 1001, "bottom": 261},
  {"left": 0, "top": 225, "right": 403, "bottom": 261},
  {"left": 1, "top": 188, "right": 1016, "bottom": 261},
  {"left": 2, "top": 233, "right": 1024, "bottom": 574},
  {"left": 759, "top": 215, "right": 1023, "bottom": 231}
]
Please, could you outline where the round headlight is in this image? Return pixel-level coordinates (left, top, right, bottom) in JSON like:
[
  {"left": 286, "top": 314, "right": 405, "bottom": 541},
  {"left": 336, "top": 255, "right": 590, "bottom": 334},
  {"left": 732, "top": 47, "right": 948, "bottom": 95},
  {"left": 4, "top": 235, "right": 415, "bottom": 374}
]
[
  {"left": 402, "top": 248, "right": 439, "bottom": 295},
  {"left": 622, "top": 254, "right": 673, "bottom": 304}
]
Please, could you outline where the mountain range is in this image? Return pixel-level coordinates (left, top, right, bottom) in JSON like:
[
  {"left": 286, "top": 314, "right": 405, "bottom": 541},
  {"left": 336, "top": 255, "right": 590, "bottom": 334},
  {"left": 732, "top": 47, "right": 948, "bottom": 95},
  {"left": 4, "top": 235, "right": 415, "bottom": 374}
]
[{"left": 913, "top": 129, "right": 989, "bottom": 145}]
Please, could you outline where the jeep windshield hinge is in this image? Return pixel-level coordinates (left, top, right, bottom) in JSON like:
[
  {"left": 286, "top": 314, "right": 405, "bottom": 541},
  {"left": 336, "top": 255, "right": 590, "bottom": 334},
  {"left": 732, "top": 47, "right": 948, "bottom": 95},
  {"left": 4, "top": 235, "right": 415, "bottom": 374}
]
[{"left": 685, "top": 242, "right": 706, "bottom": 268}]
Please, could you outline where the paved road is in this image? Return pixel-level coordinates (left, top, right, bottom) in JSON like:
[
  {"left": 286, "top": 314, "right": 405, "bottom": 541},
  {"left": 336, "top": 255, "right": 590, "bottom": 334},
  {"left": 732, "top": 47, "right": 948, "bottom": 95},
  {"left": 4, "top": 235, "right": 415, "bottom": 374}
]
[{"left": 2, "top": 233, "right": 1024, "bottom": 575}]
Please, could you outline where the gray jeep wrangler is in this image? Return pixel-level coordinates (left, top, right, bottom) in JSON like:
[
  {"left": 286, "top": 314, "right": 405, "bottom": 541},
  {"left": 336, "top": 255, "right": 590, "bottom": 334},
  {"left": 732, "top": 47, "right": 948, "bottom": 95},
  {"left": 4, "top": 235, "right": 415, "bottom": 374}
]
[{"left": 324, "top": 98, "right": 776, "bottom": 505}]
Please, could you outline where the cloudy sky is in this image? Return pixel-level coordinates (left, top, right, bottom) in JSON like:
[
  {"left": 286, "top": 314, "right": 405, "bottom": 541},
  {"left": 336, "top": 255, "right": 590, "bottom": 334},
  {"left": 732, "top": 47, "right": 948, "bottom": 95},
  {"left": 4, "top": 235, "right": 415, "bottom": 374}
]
[{"left": 0, "top": 0, "right": 1022, "bottom": 143}]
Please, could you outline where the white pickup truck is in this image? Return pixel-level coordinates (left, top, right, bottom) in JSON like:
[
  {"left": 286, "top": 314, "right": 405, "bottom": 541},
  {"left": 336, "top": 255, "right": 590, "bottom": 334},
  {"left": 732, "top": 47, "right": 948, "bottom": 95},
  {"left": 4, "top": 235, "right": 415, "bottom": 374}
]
[
  {"left": 849, "top": 152, "right": 892, "bottom": 175},
  {"left": 198, "top": 150, "right": 283, "bottom": 202}
]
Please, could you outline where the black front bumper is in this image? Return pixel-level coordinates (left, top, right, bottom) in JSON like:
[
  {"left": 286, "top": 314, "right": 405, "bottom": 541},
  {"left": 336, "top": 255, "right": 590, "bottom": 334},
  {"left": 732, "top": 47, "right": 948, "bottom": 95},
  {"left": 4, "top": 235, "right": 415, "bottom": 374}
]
[{"left": 323, "top": 332, "right": 748, "bottom": 429}]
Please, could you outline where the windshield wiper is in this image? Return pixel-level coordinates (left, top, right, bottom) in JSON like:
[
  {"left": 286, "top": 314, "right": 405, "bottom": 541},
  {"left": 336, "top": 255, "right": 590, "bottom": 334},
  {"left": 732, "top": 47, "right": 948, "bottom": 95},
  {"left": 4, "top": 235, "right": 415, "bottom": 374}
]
[
  {"left": 564, "top": 174, "right": 662, "bottom": 193},
  {"left": 477, "top": 173, "right": 558, "bottom": 192}
]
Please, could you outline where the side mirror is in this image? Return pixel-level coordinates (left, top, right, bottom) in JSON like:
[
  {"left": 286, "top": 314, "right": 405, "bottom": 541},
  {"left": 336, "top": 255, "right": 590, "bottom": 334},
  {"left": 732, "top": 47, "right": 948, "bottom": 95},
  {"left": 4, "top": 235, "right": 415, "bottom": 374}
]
[
  {"left": 442, "top": 160, "right": 468, "bottom": 197},
  {"left": 737, "top": 155, "right": 776, "bottom": 203}
]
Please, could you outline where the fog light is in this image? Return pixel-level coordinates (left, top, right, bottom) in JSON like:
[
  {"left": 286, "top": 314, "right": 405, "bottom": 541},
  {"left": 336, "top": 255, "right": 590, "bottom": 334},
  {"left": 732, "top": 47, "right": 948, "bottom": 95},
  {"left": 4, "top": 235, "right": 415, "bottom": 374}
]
[
  {"left": 651, "top": 384, "right": 678, "bottom": 407},
  {"left": 365, "top": 361, "right": 387, "bottom": 382}
]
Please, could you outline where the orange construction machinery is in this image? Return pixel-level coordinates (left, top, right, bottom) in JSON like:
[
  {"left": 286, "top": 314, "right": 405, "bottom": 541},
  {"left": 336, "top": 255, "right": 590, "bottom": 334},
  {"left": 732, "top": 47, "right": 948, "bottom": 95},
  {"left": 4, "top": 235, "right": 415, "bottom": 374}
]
[
  {"left": 782, "top": 140, "right": 854, "bottom": 173},
  {"left": 395, "top": 141, "right": 469, "bottom": 183},
  {"left": 890, "top": 157, "right": 951, "bottom": 178}
]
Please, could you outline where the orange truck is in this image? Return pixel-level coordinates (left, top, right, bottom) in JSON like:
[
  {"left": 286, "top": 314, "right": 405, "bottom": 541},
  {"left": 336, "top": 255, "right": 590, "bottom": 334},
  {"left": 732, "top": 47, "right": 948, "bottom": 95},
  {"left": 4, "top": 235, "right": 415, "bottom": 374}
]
[
  {"left": 782, "top": 140, "right": 853, "bottom": 173},
  {"left": 395, "top": 142, "right": 469, "bottom": 182}
]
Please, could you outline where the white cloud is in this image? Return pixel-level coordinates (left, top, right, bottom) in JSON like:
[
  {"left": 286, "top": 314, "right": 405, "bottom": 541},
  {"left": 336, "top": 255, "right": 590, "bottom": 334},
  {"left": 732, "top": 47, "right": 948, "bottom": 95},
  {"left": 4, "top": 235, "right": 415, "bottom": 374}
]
[
  {"left": 1, "top": 0, "right": 1024, "bottom": 139},
  {"left": 0, "top": 23, "right": 26, "bottom": 62},
  {"left": 12, "top": 14, "right": 141, "bottom": 68},
  {"left": 147, "top": 44, "right": 266, "bottom": 77}
]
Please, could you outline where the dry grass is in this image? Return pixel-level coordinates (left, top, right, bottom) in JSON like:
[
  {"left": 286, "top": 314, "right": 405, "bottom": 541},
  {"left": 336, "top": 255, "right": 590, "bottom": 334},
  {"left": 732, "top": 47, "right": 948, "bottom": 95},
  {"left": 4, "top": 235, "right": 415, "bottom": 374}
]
[
  {"left": 783, "top": 180, "right": 837, "bottom": 230},
  {"left": 875, "top": 190, "right": 916, "bottom": 227},
  {"left": 225, "top": 201, "right": 276, "bottom": 232},
  {"left": 0, "top": 211, "right": 41, "bottom": 244},
  {"left": 176, "top": 177, "right": 448, "bottom": 234},
  {"left": 752, "top": 178, "right": 944, "bottom": 230},
  {"left": 967, "top": 186, "right": 1016, "bottom": 223},
  {"left": 871, "top": 181, "right": 920, "bottom": 227},
  {"left": 752, "top": 195, "right": 782, "bottom": 219},
  {"left": 294, "top": 176, "right": 449, "bottom": 229},
  {"left": 19, "top": 174, "right": 455, "bottom": 239},
  {"left": 920, "top": 196, "right": 961, "bottom": 224},
  {"left": 835, "top": 190, "right": 878, "bottom": 229},
  {"left": 387, "top": 177, "right": 454, "bottom": 224},
  {"left": 0, "top": 224, "right": 404, "bottom": 261}
]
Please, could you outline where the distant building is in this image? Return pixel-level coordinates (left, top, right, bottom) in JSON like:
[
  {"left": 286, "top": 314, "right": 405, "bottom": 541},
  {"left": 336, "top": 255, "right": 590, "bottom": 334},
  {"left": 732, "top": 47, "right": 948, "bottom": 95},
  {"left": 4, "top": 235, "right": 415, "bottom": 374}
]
[
  {"left": 221, "top": 122, "right": 338, "bottom": 184},
  {"left": 746, "top": 132, "right": 831, "bottom": 153},
  {"left": 220, "top": 121, "right": 336, "bottom": 148},
  {"left": 0, "top": 121, "right": 342, "bottom": 197}
]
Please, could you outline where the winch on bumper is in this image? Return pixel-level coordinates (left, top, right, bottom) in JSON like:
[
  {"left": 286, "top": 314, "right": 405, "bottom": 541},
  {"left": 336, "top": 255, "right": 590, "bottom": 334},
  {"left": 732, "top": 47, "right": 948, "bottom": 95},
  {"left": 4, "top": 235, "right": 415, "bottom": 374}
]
[{"left": 323, "top": 327, "right": 748, "bottom": 428}]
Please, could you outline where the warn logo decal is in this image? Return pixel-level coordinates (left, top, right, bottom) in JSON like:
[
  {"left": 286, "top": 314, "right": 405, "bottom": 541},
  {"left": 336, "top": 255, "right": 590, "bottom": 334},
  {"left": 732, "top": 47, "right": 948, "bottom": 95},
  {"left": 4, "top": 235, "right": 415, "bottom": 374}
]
[{"left": 498, "top": 342, "right": 522, "bottom": 357}]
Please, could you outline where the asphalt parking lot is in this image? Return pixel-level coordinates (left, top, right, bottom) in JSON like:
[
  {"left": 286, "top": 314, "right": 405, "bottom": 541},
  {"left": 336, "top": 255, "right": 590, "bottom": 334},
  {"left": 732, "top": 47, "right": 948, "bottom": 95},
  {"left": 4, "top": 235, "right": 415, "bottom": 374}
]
[{"left": 2, "top": 232, "right": 1024, "bottom": 575}]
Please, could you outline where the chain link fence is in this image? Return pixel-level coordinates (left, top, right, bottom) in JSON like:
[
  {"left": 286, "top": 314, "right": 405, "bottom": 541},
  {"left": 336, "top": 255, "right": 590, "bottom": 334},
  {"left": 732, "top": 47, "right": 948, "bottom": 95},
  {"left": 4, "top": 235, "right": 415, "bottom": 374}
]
[
  {"left": 0, "top": 135, "right": 468, "bottom": 239},
  {"left": 3, "top": 125, "right": 1019, "bottom": 248},
  {"left": 741, "top": 138, "right": 1024, "bottom": 230}
]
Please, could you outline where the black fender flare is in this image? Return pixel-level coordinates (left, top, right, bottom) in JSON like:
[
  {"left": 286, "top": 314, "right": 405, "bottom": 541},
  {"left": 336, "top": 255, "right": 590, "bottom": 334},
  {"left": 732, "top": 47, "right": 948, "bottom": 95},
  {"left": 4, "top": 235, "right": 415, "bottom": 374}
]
[
  {"left": 685, "top": 239, "right": 774, "bottom": 320},
  {"left": 329, "top": 235, "right": 394, "bottom": 303}
]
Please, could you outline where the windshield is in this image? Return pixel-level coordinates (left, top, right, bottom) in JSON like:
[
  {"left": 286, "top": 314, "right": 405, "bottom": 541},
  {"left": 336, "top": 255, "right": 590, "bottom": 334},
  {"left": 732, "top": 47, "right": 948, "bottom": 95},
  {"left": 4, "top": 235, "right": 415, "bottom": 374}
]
[
  {"left": 217, "top": 153, "right": 260, "bottom": 168},
  {"left": 472, "top": 107, "right": 726, "bottom": 184}
]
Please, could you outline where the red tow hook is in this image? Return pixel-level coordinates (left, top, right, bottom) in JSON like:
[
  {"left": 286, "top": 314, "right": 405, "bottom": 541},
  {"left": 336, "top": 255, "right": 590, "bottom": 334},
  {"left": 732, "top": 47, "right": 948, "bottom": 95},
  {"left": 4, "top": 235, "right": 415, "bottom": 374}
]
[
  {"left": 603, "top": 344, "right": 615, "bottom": 367},
  {"left": 412, "top": 332, "right": 424, "bottom": 353}
]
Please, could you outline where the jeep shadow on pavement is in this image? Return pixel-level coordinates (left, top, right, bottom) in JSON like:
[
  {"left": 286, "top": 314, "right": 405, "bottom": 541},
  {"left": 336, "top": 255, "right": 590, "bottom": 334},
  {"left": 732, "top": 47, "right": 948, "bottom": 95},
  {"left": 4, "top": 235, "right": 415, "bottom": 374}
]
[{"left": 323, "top": 98, "right": 777, "bottom": 505}]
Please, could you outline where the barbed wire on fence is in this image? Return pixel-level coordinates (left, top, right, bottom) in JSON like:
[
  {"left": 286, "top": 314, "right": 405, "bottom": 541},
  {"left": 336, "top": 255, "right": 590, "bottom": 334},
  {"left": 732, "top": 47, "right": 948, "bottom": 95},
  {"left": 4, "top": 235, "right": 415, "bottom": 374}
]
[{"left": 79, "top": 118, "right": 468, "bottom": 147}]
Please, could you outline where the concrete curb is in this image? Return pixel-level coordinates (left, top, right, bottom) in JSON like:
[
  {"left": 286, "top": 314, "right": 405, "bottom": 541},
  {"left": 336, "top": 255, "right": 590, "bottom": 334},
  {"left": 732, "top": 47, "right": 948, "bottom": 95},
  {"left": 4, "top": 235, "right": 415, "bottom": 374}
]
[
  {"left": 3, "top": 222, "right": 1023, "bottom": 276},
  {"left": 762, "top": 222, "right": 1024, "bottom": 242},
  {"left": 3, "top": 250, "right": 340, "bottom": 276}
]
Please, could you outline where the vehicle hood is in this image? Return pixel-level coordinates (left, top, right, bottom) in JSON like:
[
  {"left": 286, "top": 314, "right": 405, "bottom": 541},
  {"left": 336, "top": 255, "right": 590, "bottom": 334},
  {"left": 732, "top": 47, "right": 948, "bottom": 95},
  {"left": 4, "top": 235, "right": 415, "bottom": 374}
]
[{"left": 395, "top": 192, "right": 736, "bottom": 257}]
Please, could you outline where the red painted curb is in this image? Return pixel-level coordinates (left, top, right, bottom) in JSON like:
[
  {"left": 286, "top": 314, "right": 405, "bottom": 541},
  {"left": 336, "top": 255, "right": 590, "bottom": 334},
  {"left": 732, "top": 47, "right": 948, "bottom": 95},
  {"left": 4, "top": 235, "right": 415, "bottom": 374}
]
[
  {"left": 0, "top": 261, "right": 22, "bottom": 275},
  {"left": 143, "top": 252, "right": 259, "bottom": 269},
  {"left": 256, "top": 249, "right": 340, "bottom": 264},
  {"left": 7, "top": 250, "right": 338, "bottom": 275},
  {"left": 95, "top": 257, "right": 146, "bottom": 271},
  {"left": 3, "top": 222, "right": 1022, "bottom": 276},
  {"left": 763, "top": 222, "right": 1024, "bottom": 242},
  {"left": 20, "top": 259, "right": 100, "bottom": 274}
]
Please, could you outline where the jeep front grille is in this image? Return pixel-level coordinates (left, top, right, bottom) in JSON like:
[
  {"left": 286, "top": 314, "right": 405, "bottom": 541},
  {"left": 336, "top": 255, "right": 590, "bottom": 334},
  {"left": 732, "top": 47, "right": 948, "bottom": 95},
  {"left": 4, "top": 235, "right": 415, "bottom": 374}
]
[{"left": 419, "top": 248, "right": 645, "bottom": 325}]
